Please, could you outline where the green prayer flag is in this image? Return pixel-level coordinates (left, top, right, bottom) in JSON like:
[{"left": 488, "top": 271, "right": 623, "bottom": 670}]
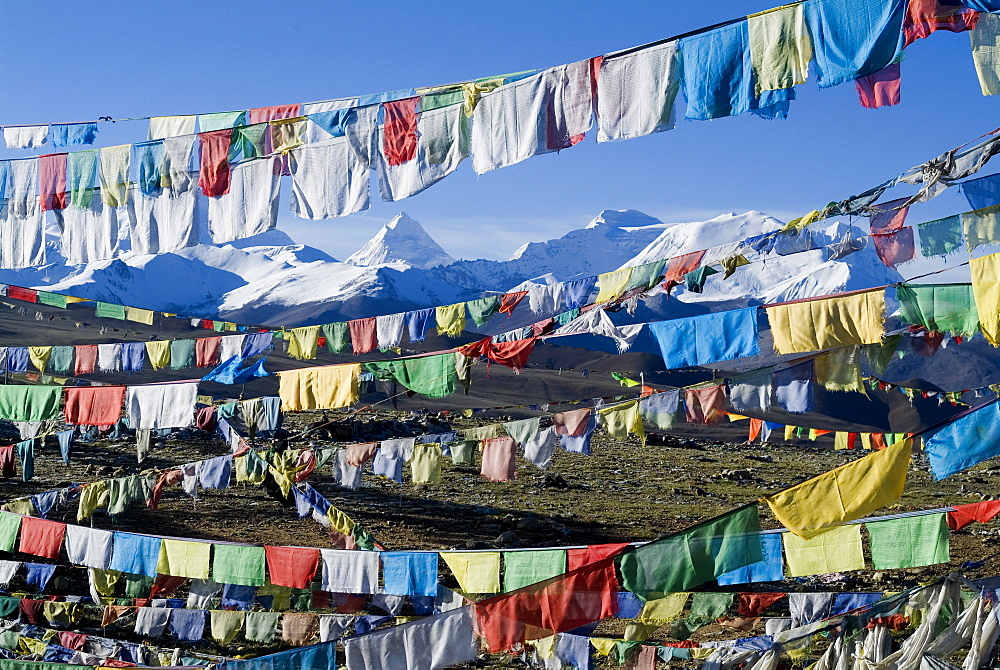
[
  {"left": 503, "top": 549, "right": 566, "bottom": 592},
  {"left": 420, "top": 88, "right": 464, "bottom": 111},
  {"left": 169, "top": 339, "right": 196, "bottom": 369},
  {"left": 0, "top": 628, "right": 18, "bottom": 649},
  {"left": 67, "top": 150, "right": 98, "bottom": 210},
  {"left": 48, "top": 346, "right": 74, "bottom": 374},
  {"left": 0, "top": 513, "right": 21, "bottom": 552},
  {"left": 466, "top": 296, "right": 500, "bottom": 327},
  {"left": 918, "top": 215, "right": 963, "bottom": 257},
  {"left": 627, "top": 260, "right": 666, "bottom": 291},
  {"left": 321, "top": 322, "right": 350, "bottom": 354},
  {"left": 198, "top": 111, "right": 247, "bottom": 132},
  {"left": 244, "top": 611, "right": 279, "bottom": 643},
  {"left": 36, "top": 292, "right": 67, "bottom": 309},
  {"left": 231, "top": 123, "right": 268, "bottom": 161},
  {"left": 689, "top": 592, "right": 734, "bottom": 619},
  {"left": 896, "top": 283, "right": 979, "bottom": 337},
  {"left": 291, "top": 589, "right": 313, "bottom": 611},
  {"left": 502, "top": 417, "right": 540, "bottom": 445},
  {"left": 212, "top": 544, "right": 266, "bottom": 586},
  {"left": 365, "top": 353, "right": 461, "bottom": 399},
  {"left": 612, "top": 641, "right": 643, "bottom": 665},
  {"left": 95, "top": 302, "right": 126, "bottom": 320},
  {"left": 124, "top": 573, "right": 154, "bottom": 597},
  {"left": 0, "top": 386, "right": 61, "bottom": 422},
  {"left": 616, "top": 505, "right": 762, "bottom": 600},
  {"left": 867, "top": 513, "right": 950, "bottom": 569}
]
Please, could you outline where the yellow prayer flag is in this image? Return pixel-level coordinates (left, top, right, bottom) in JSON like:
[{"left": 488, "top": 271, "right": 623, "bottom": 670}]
[
  {"left": 124, "top": 306, "right": 154, "bottom": 326},
  {"left": 277, "top": 363, "right": 361, "bottom": 411},
  {"left": 971, "top": 252, "right": 1000, "bottom": 345},
  {"left": 766, "top": 290, "right": 886, "bottom": 354},
  {"left": 638, "top": 593, "right": 689, "bottom": 622},
  {"left": 156, "top": 539, "right": 211, "bottom": 579},
  {"left": 589, "top": 638, "right": 618, "bottom": 656},
  {"left": 598, "top": 400, "right": 644, "bottom": 442},
  {"left": 436, "top": 303, "right": 467, "bottom": 337},
  {"left": 326, "top": 506, "right": 355, "bottom": 537},
  {"left": 441, "top": 551, "right": 500, "bottom": 594},
  {"left": 595, "top": 268, "right": 633, "bottom": 304},
  {"left": 145, "top": 340, "right": 171, "bottom": 370},
  {"left": 834, "top": 432, "right": 851, "bottom": 451},
  {"left": 287, "top": 325, "right": 321, "bottom": 360},
  {"left": 782, "top": 524, "right": 866, "bottom": 577},
  {"left": 532, "top": 636, "right": 557, "bottom": 659},
  {"left": 28, "top": 346, "right": 51, "bottom": 372},
  {"left": 727, "top": 413, "right": 749, "bottom": 421},
  {"left": 748, "top": 2, "right": 812, "bottom": 94},
  {"left": 763, "top": 439, "right": 911, "bottom": 538},
  {"left": 784, "top": 425, "right": 797, "bottom": 441}
]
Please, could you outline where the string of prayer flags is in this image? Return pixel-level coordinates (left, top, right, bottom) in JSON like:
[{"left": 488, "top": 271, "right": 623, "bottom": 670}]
[
  {"left": 762, "top": 438, "right": 911, "bottom": 538},
  {"left": 766, "top": 290, "right": 886, "bottom": 354}
]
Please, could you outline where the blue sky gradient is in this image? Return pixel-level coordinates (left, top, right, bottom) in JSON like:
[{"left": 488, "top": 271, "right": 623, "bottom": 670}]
[{"left": 0, "top": 1, "right": 994, "bottom": 267}]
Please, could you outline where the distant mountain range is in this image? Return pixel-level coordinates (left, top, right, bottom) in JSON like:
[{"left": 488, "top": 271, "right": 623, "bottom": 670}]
[{"left": 0, "top": 208, "right": 901, "bottom": 329}]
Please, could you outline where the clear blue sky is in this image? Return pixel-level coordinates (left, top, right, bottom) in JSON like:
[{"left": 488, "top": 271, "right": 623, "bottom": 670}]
[{"left": 0, "top": 1, "right": 994, "bottom": 266}]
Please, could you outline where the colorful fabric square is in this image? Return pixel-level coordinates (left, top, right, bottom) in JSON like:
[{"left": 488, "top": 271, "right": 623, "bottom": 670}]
[
  {"left": 961, "top": 172, "right": 1000, "bottom": 211},
  {"left": 0, "top": 385, "right": 61, "bottom": 421},
  {"left": 0, "top": 513, "right": 21, "bottom": 552},
  {"left": 503, "top": 550, "right": 567, "bottom": 592},
  {"left": 918, "top": 215, "right": 964, "bottom": 257},
  {"left": 595, "top": 268, "right": 633, "bottom": 304},
  {"left": 277, "top": 363, "right": 361, "bottom": 411},
  {"left": 765, "top": 290, "right": 886, "bottom": 354},
  {"left": 365, "top": 353, "right": 462, "bottom": 399},
  {"left": 381, "top": 552, "right": 439, "bottom": 597},
  {"left": 19, "top": 516, "right": 65, "bottom": 559},
  {"left": 213, "top": 544, "right": 266, "bottom": 586},
  {"left": 970, "top": 13, "right": 1000, "bottom": 96},
  {"left": 265, "top": 545, "right": 320, "bottom": 589},
  {"left": 803, "top": 0, "right": 906, "bottom": 88},
  {"left": 616, "top": 505, "right": 761, "bottom": 599},
  {"left": 872, "top": 227, "right": 915, "bottom": 266},
  {"left": 764, "top": 439, "right": 911, "bottom": 538},
  {"left": 649, "top": 308, "right": 759, "bottom": 369},
  {"left": 110, "top": 532, "right": 162, "bottom": 577},
  {"left": 783, "top": 523, "right": 866, "bottom": 577},
  {"left": 896, "top": 283, "right": 979, "bottom": 336},
  {"left": 441, "top": 552, "right": 501, "bottom": 593},
  {"left": 716, "top": 532, "right": 785, "bottom": 585},
  {"left": 157, "top": 539, "right": 211, "bottom": 579},
  {"left": 856, "top": 62, "right": 901, "bottom": 108},
  {"left": 971, "top": 253, "right": 1000, "bottom": 345},
  {"left": 923, "top": 399, "right": 1000, "bottom": 479},
  {"left": 962, "top": 205, "right": 1000, "bottom": 251},
  {"left": 867, "top": 513, "right": 950, "bottom": 569},
  {"left": 747, "top": 3, "right": 811, "bottom": 94},
  {"left": 436, "top": 303, "right": 466, "bottom": 337}
]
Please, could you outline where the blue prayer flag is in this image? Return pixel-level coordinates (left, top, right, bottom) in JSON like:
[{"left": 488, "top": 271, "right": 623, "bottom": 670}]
[
  {"left": 648, "top": 308, "right": 760, "bottom": 370},
  {"left": 924, "top": 400, "right": 1000, "bottom": 479}
]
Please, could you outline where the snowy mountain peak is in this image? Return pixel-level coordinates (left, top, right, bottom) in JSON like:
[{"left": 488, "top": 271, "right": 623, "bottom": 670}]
[
  {"left": 345, "top": 212, "right": 456, "bottom": 270},
  {"left": 583, "top": 209, "right": 667, "bottom": 230}
]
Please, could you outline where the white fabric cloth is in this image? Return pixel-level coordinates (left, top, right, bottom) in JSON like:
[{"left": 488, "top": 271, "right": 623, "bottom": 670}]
[
  {"left": 64, "top": 525, "right": 113, "bottom": 569},
  {"left": 219, "top": 335, "right": 246, "bottom": 363},
  {"left": 0, "top": 560, "right": 20, "bottom": 585},
  {"left": 319, "top": 548, "right": 379, "bottom": 594},
  {"left": 972, "top": 14, "right": 1000, "bottom": 96},
  {"left": 528, "top": 283, "right": 564, "bottom": 315},
  {"left": 381, "top": 437, "right": 415, "bottom": 461},
  {"left": 597, "top": 42, "right": 680, "bottom": 142},
  {"left": 4, "top": 126, "right": 48, "bottom": 149},
  {"left": 789, "top": 593, "right": 835, "bottom": 627},
  {"left": 206, "top": 156, "right": 280, "bottom": 244},
  {"left": 160, "top": 137, "right": 197, "bottom": 194},
  {"left": 728, "top": 368, "right": 774, "bottom": 413},
  {"left": 55, "top": 199, "right": 127, "bottom": 265},
  {"left": 436, "top": 585, "right": 468, "bottom": 613},
  {"left": 148, "top": 116, "right": 196, "bottom": 140},
  {"left": 555, "top": 308, "right": 644, "bottom": 351},
  {"left": 1, "top": 158, "right": 45, "bottom": 269},
  {"left": 186, "top": 578, "right": 222, "bottom": 609},
  {"left": 131, "top": 187, "right": 197, "bottom": 255},
  {"left": 376, "top": 313, "right": 406, "bottom": 349},
  {"left": 345, "top": 103, "right": 380, "bottom": 167},
  {"left": 126, "top": 382, "right": 198, "bottom": 430},
  {"left": 332, "top": 449, "right": 362, "bottom": 490},
  {"left": 98, "top": 343, "right": 122, "bottom": 372},
  {"left": 764, "top": 618, "right": 792, "bottom": 636},
  {"left": 135, "top": 607, "right": 171, "bottom": 636},
  {"left": 522, "top": 427, "right": 557, "bottom": 469},
  {"left": 855, "top": 581, "right": 956, "bottom": 670},
  {"left": 471, "top": 59, "right": 592, "bottom": 175},
  {"left": 375, "top": 103, "right": 469, "bottom": 202},
  {"left": 181, "top": 462, "right": 200, "bottom": 498},
  {"left": 963, "top": 600, "right": 1000, "bottom": 670},
  {"left": 289, "top": 136, "right": 370, "bottom": 220},
  {"left": 17, "top": 421, "right": 54, "bottom": 439},
  {"left": 866, "top": 625, "right": 894, "bottom": 664},
  {"left": 319, "top": 614, "right": 355, "bottom": 642},
  {"left": 344, "top": 606, "right": 477, "bottom": 670},
  {"left": 303, "top": 98, "right": 359, "bottom": 143}
]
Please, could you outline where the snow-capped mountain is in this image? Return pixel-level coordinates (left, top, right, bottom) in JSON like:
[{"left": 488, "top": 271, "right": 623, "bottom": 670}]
[
  {"left": 345, "top": 212, "right": 455, "bottom": 270},
  {"left": 0, "top": 209, "right": 901, "bottom": 329}
]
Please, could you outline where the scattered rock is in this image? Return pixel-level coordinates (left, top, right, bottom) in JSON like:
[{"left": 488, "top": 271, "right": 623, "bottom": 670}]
[
  {"left": 496, "top": 531, "right": 519, "bottom": 545},
  {"left": 516, "top": 516, "right": 541, "bottom": 531}
]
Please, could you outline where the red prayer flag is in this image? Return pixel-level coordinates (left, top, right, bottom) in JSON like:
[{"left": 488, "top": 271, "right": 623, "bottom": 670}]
[
  {"left": 265, "top": 545, "right": 321, "bottom": 589},
  {"left": 663, "top": 251, "right": 707, "bottom": 291},
  {"left": 38, "top": 153, "right": 68, "bottom": 211},
  {"left": 947, "top": 500, "right": 1000, "bottom": 530},
  {"left": 498, "top": 291, "right": 528, "bottom": 316},
  {"left": 248, "top": 104, "right": 301, "bottom": 124},
  {"left": 857, "top": 63, "right": 902, "bottom": 109},
  {"left": 685, "top": 385, "right": 727, "bottom": 425},
  {"left": 382, "top": 97, "right": 420, "bottom": 166},
  {"left": 481, "top": 437, "right": 516, "bottom": 482},
  {"left": 19, "top": 516, "right": 66, "bottom": 559},
  {"left": 748, "top": 418, "right": 763, "bottom": 443},
  {"left": 473, "top": 556, "right": 620, "bottom": 652},
  {"left": 74, "top": 345, "right": 98, "bottom": 375},
  {"left": 567, "top": 543, "right": 631, "bottom": 571},
  {"left": 198, "top": 129, "right": 233, "bottom": 197},
  {"left": 0, "top": 446, "right": 16, "bottom": 479},
  {"left": 19, "top": 599, "right": 45, "bottom": 625},
  {"left": 345, "top": 442, "right": 378, "bottom": 468},
  {"left": 57, "top": 631, "right": 88, "bottom": 651},
  {"left": 551, "top": 407, "right": 593, "bottom": 437},
  {"left": 869, "top": 433, "right": 887, "bottom": 450},
  {"left": 872, "top": 227, "right": 915, "bottom": 267},
  {"left": 348, "top": 318, "right": 377, "bottom": 355},
  {"left": 195, "top": 336, "right": 222, "bottom": 368},
  {"left": 457, "top": 337, "right": 538, "bottom": 373},
  {"left": 6, "top": 286, "right": 38, "bottom": 303},
  {"left": 903, "top": 0, "right": 979, "bottom": 46},
  {"left": 868, "top": 197, "right": 910, "bottom": 234},
  {"left": 737, "top": 592, "right": 788, "bottom": 617},
  {"left": 63, "top": 386, "right": 126, "bottom": 426}
]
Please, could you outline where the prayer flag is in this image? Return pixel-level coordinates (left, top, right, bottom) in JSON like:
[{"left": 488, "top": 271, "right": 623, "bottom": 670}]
[
  {"left": 783, "top": 524, "right": 866, "bottom": 577},
  {"left": 867, "top": 513, "right": 949, "bottom": 569},
  {"left": 765, "top": 290, "right": 886, "bottom": 354}
]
